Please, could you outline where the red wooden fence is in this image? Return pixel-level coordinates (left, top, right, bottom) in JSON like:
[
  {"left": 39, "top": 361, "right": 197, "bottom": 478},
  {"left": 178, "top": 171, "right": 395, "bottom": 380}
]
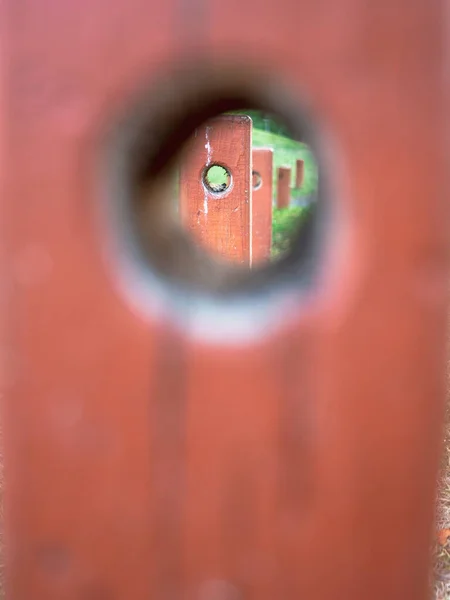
[
  {"left": 295, "top": 159, "right": 304, "bottom": 189},
  {"left": 277, "top": 166, "right": 291, "bottom": 209},
  {"left": 1, "top": 0, "right": 448, "bottom": 599},
  {"left": 251, "top": 148, "right": 273, "bottom": 264},
  {"left": 180, "top": 115, "right": 252, "bottom": 265}
]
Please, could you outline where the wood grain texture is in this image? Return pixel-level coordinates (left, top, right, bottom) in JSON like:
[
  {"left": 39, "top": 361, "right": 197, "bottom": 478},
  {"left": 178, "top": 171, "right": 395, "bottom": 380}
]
[{"left": 180, "top": 116, "right": 251, "bottom": 266}]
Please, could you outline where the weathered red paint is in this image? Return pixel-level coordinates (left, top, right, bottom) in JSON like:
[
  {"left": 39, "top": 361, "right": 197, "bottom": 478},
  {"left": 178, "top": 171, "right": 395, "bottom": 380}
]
[
  {"left": 277, "top": 166, "right": 291, "bottom": 209},
  {"left": 2, "top": 0, "right": 448, "bottom": 599},
  {"left": 179, "top": 115, "right": 251, "bottom": 265},
  {"left": 251, "top": 148, "right": 273, "bottom": 264},
  {"left": 295, "top": 158, "right": 304, "bottom": 189}
]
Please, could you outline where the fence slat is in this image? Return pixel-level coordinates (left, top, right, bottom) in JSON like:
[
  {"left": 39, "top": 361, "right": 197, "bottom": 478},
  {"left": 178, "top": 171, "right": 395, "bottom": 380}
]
[
  {"left": 251, "top": 148, "right": 273, "bottom": 264},
  {"left": 277, "top": 166, "right": 291, "bottom": 209},
  {"left": 180, "top": 115, "right": 251, "bottom": 265},
  {"left": 295, "top": 159, "right": 305, "bottom": 189},
  {"left": 2, "top": 0, "right": 447, "bottom": 599}
]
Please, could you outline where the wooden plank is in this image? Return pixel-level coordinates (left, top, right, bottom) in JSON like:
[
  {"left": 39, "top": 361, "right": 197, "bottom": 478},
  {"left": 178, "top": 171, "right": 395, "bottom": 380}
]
[
  {"left": 2, "top": 0, "right": 447, "bottom": 599},
  {"left": 295, "top": 158, "right": 304, "bottom": 189},
  {"left": 251, "top": 148, "right": 273, "bottom": 264},
  {"left": 179, "top": 115, "right": 251, "bottom": 265},
  {"left": 277, "top": 166, "right": 291, "bottom": 209}
]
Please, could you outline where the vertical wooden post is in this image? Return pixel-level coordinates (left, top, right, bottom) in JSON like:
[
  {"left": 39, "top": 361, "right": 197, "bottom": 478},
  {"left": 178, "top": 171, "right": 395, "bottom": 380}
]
[
  {"left": 251, "top": 148, "right": 273, "bottom": 264},
  {"left": 179, "top": 115, "right": 252, "bottom": 265},
  {"left": 277, "top": 166, "right": 291, "bottom": 209},
  {"left": 295, "top": 159, "right": 305, "bottom": 189}
]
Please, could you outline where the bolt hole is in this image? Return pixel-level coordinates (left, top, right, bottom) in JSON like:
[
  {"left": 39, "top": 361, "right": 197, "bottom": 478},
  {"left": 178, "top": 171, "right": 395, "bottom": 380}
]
[
  {"left": 252, "top": 170, "right": 262, "bottom": 191},
  {"left": 203, "top": 163, "right": 232, "bottom": 195}
]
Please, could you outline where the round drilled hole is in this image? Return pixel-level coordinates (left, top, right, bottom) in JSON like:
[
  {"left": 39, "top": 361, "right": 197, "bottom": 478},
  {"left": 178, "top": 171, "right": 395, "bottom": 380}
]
[
  {"left": 252, "top": 170, "right": 262, "bottom": 191},
  {"left": 99, "top": 61, "right": 328, "bottom": 340},
  {"left": 203, "top": 164, "right": 232, "bottom": 195}
]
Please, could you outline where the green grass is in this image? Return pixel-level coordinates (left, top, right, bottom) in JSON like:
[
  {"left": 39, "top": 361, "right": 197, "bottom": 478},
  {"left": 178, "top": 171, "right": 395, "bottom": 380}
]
[{"left": 271, "top": 204, "right": 311, "bottom": 260}]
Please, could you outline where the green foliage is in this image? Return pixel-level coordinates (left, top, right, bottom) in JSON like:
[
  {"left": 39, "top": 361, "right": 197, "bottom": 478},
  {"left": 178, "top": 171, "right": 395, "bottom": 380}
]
[{"left": 271, "top": 205, "right": 311, "bottom": 259}]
